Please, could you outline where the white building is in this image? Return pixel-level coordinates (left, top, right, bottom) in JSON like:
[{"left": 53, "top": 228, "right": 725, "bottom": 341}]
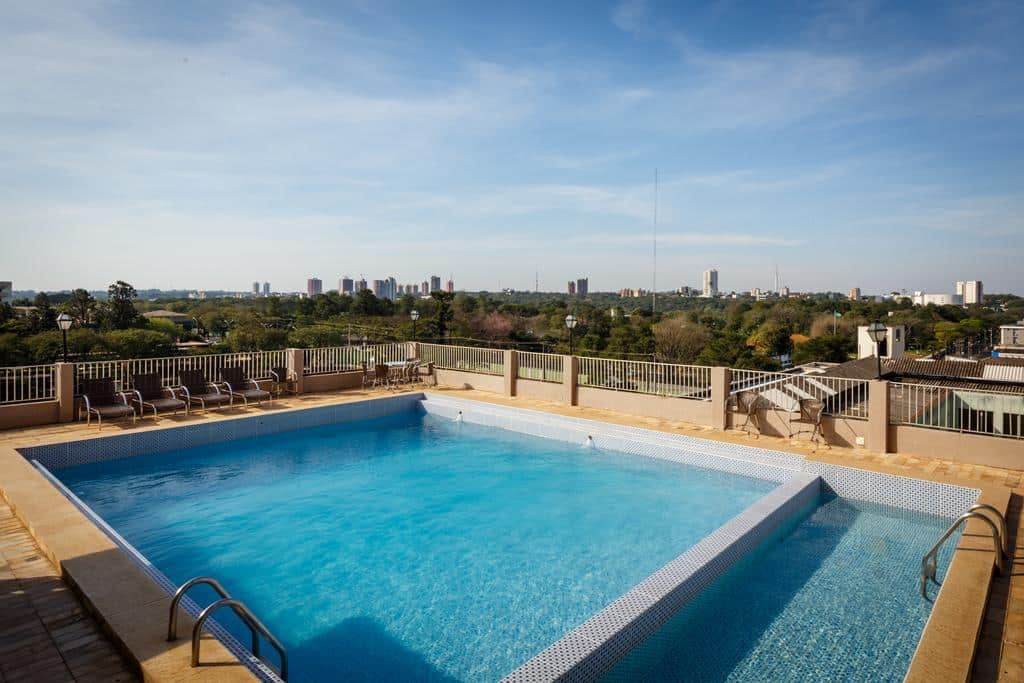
[
  {"left": 858, "top": 325, "right": 906, "bottom": 360},
  {"left": 912, "top": 291, "right": 963, "bottom": 306},
  {"left": 956, "top": 280, "right": 983, "bottom": 305},
  {"left": 702, "top": 269, "right": 718, "bottom": 297}
]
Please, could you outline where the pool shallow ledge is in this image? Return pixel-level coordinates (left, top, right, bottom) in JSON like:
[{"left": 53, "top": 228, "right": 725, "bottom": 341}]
[{"left": 0, "top": 391, "right": 1011, "bottom": 683}]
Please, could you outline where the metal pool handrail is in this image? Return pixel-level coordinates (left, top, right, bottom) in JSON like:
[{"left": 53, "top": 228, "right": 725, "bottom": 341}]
[
  {"left": 168, "top": 576, "right": 288, "bottom": 681},
  {"left": 920, "top": 511, "right": 1006, "bottom": 598},
  {"left": 193, "top": 598, "right": 288, "bottom": 681},
  {"left": 967, "top": 503, "right": 1009, "bottom": 556}
]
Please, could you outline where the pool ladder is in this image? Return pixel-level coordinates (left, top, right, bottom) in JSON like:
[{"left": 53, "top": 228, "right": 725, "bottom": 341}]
[
  {"left": 167, "top": 576, "right": 288, "bottom": 681},
  {"left": 920, "top": 504, "right": 1009, "bottom": 598}
]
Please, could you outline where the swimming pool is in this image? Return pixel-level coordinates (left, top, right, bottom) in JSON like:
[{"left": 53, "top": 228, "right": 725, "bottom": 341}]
[{"left": 21, "top": 394, "right": 978, "bottom": 682}]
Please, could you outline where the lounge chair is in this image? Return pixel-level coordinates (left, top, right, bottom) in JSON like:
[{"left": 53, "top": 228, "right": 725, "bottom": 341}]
[
  {"left": 270, "top": 366, "right": 296, "bottom": 397},
  {"left": 372, "top": 364, "right": 391, "bottom": 389},
  {"left": 176, "top": 369, "right": 232, "bottom": 413},
  {"left": 129, "top": 372, "right": 187, "bottom": 418},
  {"left": 80, "top": 377, "right": 136, "bottom": 426},
  {"left": 219, "top": 366, "right": 272, "bottom": 407}
]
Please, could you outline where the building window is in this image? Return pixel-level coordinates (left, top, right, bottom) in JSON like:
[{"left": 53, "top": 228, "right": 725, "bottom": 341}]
[
  {"left": 960, "top": 408, "right": 994, "bottom": 434},
  {"left": 1003, "top": 413, "right": 1023, "bottom": 437}
]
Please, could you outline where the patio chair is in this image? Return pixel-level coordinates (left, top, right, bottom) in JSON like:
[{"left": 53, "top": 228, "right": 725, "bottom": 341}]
[
  {"left": 789, "top": 398, "right": 829, "bottom": 449},
  {"left": 219, "top": 366, "right": 272, "bottom": 408},
  {"left": 733, "top": 390, "right": 764, "bottom": 438},
  {"left": 372, "top": 364, "right": 391, "bottom": 389},
  {"left": 405, "top": 360, "right": 422, "bottom": 385},
  {"left": 129, "top": 372, "right": 187, "bottom": 418},
  {"left": 80, "top": 377, "right": 136, "bottom": 426},
  {"left": 270, "top": 366, "right": 297, "bottom": 397},
  {"left": 176, "top": 369, "right": 232, "bottom": 413}
]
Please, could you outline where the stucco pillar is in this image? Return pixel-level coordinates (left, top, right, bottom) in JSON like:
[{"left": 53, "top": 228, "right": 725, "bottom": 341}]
[
  {"left": 504, "top": 350, "right": 517, "bottom": 397},
  {"left": 710, "top": 366, "right": 731, "bottom": 431},
  {"left": 562, "top": 355, "right": 578, "bottom": 406},
  {"left": 867, "top": 379, "right": 890, "bottom": 453},
  {"left": 408, "top": 342, "right": 420, "bottom": 360},
  {"left": 55, "top": 362, "right": 75, "bottom": 423},
  {"left": 287, "top": 348, "right": 305, "bottom": 394}
]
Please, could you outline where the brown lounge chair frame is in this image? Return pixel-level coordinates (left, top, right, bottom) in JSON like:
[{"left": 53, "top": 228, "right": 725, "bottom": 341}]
[
  {"left": 733, "top": 390, "right": 764, "bottom": 438},
  {"left": 270, "top": 366, "right": 297, "bottom": 397},
  {"left": 176, "top": 369, "right": 232, "bottom": 413},
  {"left": 789, "top": 397, "right": 830, "bottom": 449},
  {"left": 80, "top": 377, "right": 137, "bottom": 427},
  {"left": 219, "top": 366, "right": 272, "bottom": 408},
  {"left": 129, "top": 372, "right": 188, "bottom": 418}
]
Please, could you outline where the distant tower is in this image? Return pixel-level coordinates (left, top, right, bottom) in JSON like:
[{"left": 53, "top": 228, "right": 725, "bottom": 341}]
[
  {"left": 576, "top": 277, "right": 589, "bottom": 296},
  {"left": 307, "top": 278, "right": 323, "bottom": 297},
  {"left": 262, "top": 282, "right": 270, "bottom": 296},
  {"left": 430, "top": 275, "right": 441, "bottom": 293},
  {"left": 340, "top": 276, "right": 354, "bottom": 295},
  {"left": 252, "top": 281, "right": 260, "bottom": 296},
  {"left": 567, "top": 280, "right": 576, "bottom": 296},
  {"left": 421, "top": 280, "right": 429, "bottom": 295},
  {"left": 446, "top": 276, "right": 454, "bottom": 293},
  {"left": 702, "top": 269, "right": 719, "bottom": 297}
]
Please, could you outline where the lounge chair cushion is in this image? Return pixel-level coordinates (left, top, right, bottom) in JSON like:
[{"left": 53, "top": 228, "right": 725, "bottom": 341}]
[
  {"left": 142, "top": 397, "right": 187, "bottom": 413},
  {"left": 229, "top": 387, "right": 271, "bottom": 402},
  {"left": 91, "top": 403, "right": 135, "bottom": 419},
  {"left": 191, "top": 392, "right": 231, "bottom": 406}
]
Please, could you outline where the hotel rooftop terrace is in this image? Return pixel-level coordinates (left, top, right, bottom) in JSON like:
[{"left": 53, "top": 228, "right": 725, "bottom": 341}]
[{"left": 1, "top": 342, "right": 1022, "bottom": 681}]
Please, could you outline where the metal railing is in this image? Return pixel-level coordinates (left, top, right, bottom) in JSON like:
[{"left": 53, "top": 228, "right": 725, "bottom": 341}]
[
  {"left": 303, "top": 343, "right": 407, "bottom": 375},
  {"left": 517, "top": 351, "right": 563, "bottom": 383},
  {"left": 577, "top": 357, "right": 712, "bottom": 400},
  {"left": 729, "top": 369, "right": 869, "bottom": 419},
  {"left": 419, "top": 343, "right": 504, "bottom": 375},
  {"left": 889, "top": 382, "right": 1024, "bottom": 438},
  {"left": 75, "top": 351, "right": 289, "bottom": 393},
  {"left": 0, "top": 364, "right": 57, "bottom": 404}
]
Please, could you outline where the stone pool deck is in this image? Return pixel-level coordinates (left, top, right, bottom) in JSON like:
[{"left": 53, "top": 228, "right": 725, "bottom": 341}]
[{"left": 0, "top": 384, "right": 1019, "bottom": 682}]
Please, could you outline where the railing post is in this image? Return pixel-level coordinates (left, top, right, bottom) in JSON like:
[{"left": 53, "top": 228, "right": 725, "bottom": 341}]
[
  {"left": 408, "top": 342, "right": 419, "bottom": 360},
  {"left": 867, "top": 379, "right": 890, "bottom": 453},
  {"left": 562, "top": 355, "right": 578, "bottom": 406},
  {"left": 711, "top": 366, "right": 730, "bottom": 430},
  {"left": 504, "top": 350, "right": 517, "bottom": 397},
  {"left": 55, "top": 362, "right": 75, "bottom": 423},
  {"left": 287, "top": 348, "right": 305, "bottom": 394}
]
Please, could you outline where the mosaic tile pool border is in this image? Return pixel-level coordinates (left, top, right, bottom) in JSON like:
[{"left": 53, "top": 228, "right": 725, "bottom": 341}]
[{"left": 499, "top": 474, "right": 821, "bottom": 683}]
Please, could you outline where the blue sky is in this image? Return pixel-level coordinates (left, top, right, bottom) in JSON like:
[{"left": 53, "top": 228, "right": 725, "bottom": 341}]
[{"left": 1, "top": 0, "right": 1022, "bottom": 294}]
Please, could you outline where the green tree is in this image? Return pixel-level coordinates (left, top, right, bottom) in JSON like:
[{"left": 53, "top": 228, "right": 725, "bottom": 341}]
[
  {"left": 68, "top": 288, "right": 96, "bottom": 325},
  {"left": 653, "top": 318, "right": 711, "bottom": 363},
  {"left": 99, "top": 281, "right": 138, "bottom": 330},
  {"left": 431, "top": 291, "right": 455, "bottom": 340},
  {"left": 791, "top": 334, "right": 855, "bottom": 365},
  {"left": 288, "top": 326, "right": 345, "bottom": 348},
  {"left": 102, "top": 329, "right": 174, "bottom": 358}
]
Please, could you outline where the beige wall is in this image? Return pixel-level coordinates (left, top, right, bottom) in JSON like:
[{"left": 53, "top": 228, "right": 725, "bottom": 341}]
[
  {"left": 891, "top": 425, "right": 1024, "bottom": 470},
  {"left": 577, "top": 387, "right": 714, "bottom": 425},
  {"left": 516, "top": 378, "right": 564, "bottom": 403},
  {"left": 434, "top": 368, "right": 505, "bottom": 394},
  {"left": 0, "top": 401, "right": 60, "bottom": 430},
  {"left": 728, "top": 409, "right": 868, "bottom": 449},
  {"left": 303, "top": 371, "right": 364, "bottom": 393}
]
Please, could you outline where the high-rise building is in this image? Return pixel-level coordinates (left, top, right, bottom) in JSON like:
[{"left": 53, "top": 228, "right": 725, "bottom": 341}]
[
  {"left": 252, "top": 281, "right": 260, "bottom": 296},
  {"left": 356, "top": 278, "right": 367, "bottom": 292},
  {"left": 849, "top": 287, "right": 861, "bottom": 301},
  {"left": 340, "top": 276, "right": 354, "bottom": 295},
  {"left": 387, "top": 277, "right": 397, "bottom": 301},
  {"left": 430, "top": 275, "right": 442, "bottom": 293},
  {"left": 412, "top": 284, "right": 420, "bottom": 295},
  {"left": 702, "top": 269, "right": 719, "bottom": 297},
  {"left": 372, "top": 280, "right": 385, "bottom": 298},
  {"left": 576, "top": 277, "right": 588, "bottom": 296},
  {"left": 307, "top": 278, "right": 323, "bottom": 297},
  {"left": 262, "top": 282, "right": 270, "bottom": 296},
  {"left": 446, "top": 278, "right": 454, "bottom": 293},
  {"left": 421, "top": 280, "right": 430, "bottom": 295},
  {"left": 0, "top": 281, "right": 11, "bottom": 303},
  {"left": 956, "top": 280, "right": 983, "bottom": 305},
  {"left": 567, "top": 280, "right": 576, "bottom": 295}
]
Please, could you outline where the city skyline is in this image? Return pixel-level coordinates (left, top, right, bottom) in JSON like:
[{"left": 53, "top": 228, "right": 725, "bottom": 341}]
[{"left": 2, "top": 1, "right": 1023, "bottom": 293}]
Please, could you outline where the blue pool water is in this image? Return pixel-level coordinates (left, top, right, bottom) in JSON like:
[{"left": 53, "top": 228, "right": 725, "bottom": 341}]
[
  {"left": 600, "top": 494, "right": 957, "bottom": 683},
  {"left": 57, "top": 412, "right": 775, "bottom": 682}
]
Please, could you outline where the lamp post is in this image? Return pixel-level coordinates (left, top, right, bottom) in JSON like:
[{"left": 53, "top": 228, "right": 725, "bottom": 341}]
[
  {"left": 410, "top": 309, "right": 420, "bottom": 340},
  {"left": 565, "top": 313, "right": 578, "bottom": 356},
  {"left": 56, "top": 313, "right": 73, "bottom": 362},
  {"left": 866, "top": 321, "right": 887, "bottom": 379}
]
